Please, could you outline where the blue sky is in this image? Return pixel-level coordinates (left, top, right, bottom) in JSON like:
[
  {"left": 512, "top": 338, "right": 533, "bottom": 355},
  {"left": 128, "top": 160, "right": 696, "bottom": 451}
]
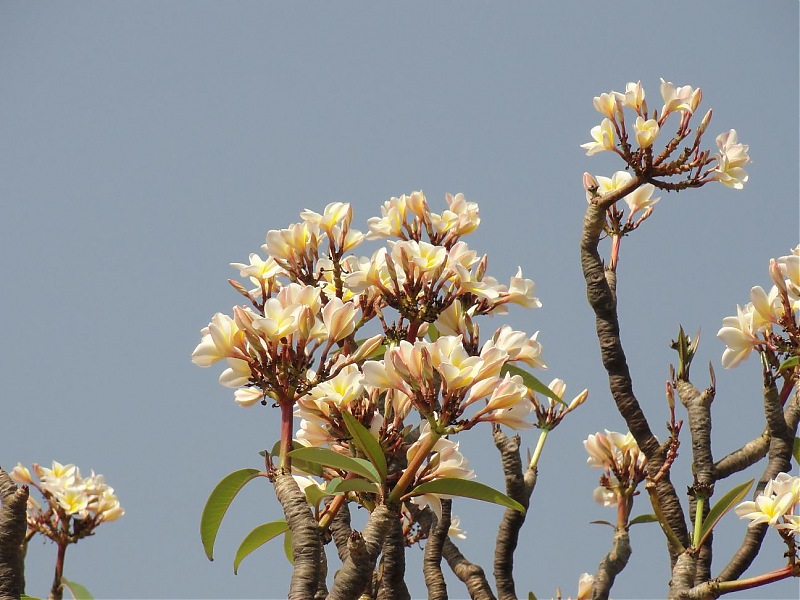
[{"left": 2, "top": 2, "right": 798, "bottom": 598}]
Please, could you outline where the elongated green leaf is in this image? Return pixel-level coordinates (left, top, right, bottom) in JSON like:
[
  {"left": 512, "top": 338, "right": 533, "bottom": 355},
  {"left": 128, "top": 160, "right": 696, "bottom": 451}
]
[
  {"left": 528, "top": 593, "right": 538, "bottom": 600},
  {"left": 61, "top": 578, "right": 93, "bottom": 600},
  {"left": 501, "top": 364, "right": 564, "bottom": 405},
  {"left": 304, "top": 481, "right": 329, "bottom": 508},
  {"left": 21, "top": 595, "right": 42, "bottom": 600},
  {"left": 283, "top": 529, "right": 294, "bottom": 564},
  {"left": 589, "top": 519, "right": 615, "bottom": 528},
  {"left": 629, "top": 513, "right": 658, "bottom": 526},
  {"left": 408, "top": 478, "right": 525, "bottom": 514},
  {"left": 287, "top": 447, "right": 381, "bottom": 483},
  {"left": 427, "top": 323, "right": 440, "bottom": 342},
  {"left": 794, "top": 437, "right": 800, "bottom": 465},
  {"left": 233, "top": 520, "right": 289, "bottom": 574},
  {"left": 326, "top": 478, "right": 380, "bottom": 495},
  {"left": 779, "top": 356, "right": 799, "bottom": 372},
  {"left": 697, "top": 479, "right": 754, "bottom": 549},
  {"left": 341, "top": 411, "right": 387, "bottom": 483},
  {"left": 201, "top": 468, "right": 261, "bottom": 561},
  {"left": 268, "top": 441, "right": 324, "bottom": 476}
]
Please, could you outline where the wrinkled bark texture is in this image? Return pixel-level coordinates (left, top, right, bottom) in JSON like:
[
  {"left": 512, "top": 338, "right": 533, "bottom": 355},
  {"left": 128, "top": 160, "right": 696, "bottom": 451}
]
[
  {"left": 442, "top": 538, "right": 496, "bottom": 600},
  {"left": 591, "top": 527, "right": 632, "bottom": 600},
  {"left": 376, "top": 514, "right": 409, "bottom": 600},
  {"left": 581, "top": 201, "right": 690, "bottom": 561},
  {"left": 492, "top": 428, "right": 537, "bottom": 600},
  {"left": 0, "top": 468, "right": 28, "bottom": 600},
  {"left": 328, "top": 503, "right": 394, "bottom": 600},
  {"left": 274, "top": 472, "right": 323, "bottom": 600},
  {"left": 423, "top": 499, "right": 450, "bottom": 600}
]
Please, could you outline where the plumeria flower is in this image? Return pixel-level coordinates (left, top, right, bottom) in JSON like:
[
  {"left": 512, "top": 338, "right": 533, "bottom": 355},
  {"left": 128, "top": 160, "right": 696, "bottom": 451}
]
[
  {"left": 633, "top": 116, "right": 659, "bottom": 148},
  {"left": 621, "top": 81, "right": 645, "bottom": 112},
  {"left": 592, "top": 92, "right": 621, "bottom": 120},
  {"left": 717, "top": 304, "right": 762, "bottom": 368},
  {"left": 660, "top": 79, "right": 700, "bottom": 116},
  {"left": 448, "top": 514, "right": 467, "bottom": 539},
  {"left": 623, "top": 182, "right": 660, "bottom": 218},
  {"left": 581, "top": 118, "right": 616, "bottom": 155},
  {"left": 577, "top": 573, "right": 595, "bottom": 600},
  {"left": 713, "top": 129, "right": 750, "bottom": 189},
  {"left": 192, "top": 313, "right": 243, "bottom": 367},
  {"left": 432, "top": 193, "right": 481, "bottom": 237}
]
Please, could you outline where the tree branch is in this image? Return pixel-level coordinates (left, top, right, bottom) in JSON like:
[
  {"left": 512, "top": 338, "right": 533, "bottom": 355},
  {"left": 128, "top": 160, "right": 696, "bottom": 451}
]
[
  {"left": 328, "top": 503, "right": 395, "bottom": 600},
  {"left": 580, "top": 201, "right": 690, "bottom": 559},
  {"left": 0, "top": 468, "right": 28, "bottom": 600},
  {"left": 274, "top": 472, "right": 323, "bottom": 600},
  {"left": 423, "top": 499, "right": 450, "bottom": 600},
  {"left": 591, "top": 527, "right": 632, "bottom": 600},
  {"left": 717, "top": 380, "right": 797, "bottom": 581},
  {"left": 492, "top": 427, "right": 537, "bottom": 600},
  {"left": 442, "top": 537, "right": 497, "bottom": 600},
  {"left": 376, "top": 513, "right": 409, "bottom": 600}
]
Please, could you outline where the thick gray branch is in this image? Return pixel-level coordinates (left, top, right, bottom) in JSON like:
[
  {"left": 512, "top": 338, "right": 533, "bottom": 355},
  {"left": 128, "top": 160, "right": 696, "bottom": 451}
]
[
  {"left": 442, "top": 537, "right": 496, "bottom": 600},
  {"left": 0, "top": 468, "right": 28, "bottom": 600},
  {"left": 591, "top": 527, "right": 632, "bottom": 600},
  {"left": 376, "top": 514, "right": 409, "bottom": 600},
  {"left": 423, "top": 499, "right": 450, "bottom": 600},
  {"left": 274, "top": 472, "right": 323, "bottom": 600},
  {"left": 492, "top": 428, "right": 537, "bottom": 600},
  {"left": 581, "top": 201, "right": 690, "bottom": 557},
  {"left": 328, "top": 503, "right": 394, "bottom": 600}
]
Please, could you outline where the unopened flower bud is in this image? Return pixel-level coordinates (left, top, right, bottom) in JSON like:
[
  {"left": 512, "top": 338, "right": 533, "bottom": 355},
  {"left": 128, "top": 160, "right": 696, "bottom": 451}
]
[
  {"left": 568, "top": 389, "right": 589, "bottom": 411},
  {"left": 583, "top": 172, "right": 599, "bottom": 202},
  {"left": 696, "top": 109, "right": 713, "bottom": 138},
  {"left": 690, "top": 88, "right": 702, "bottom": 113},
  {"left": 769, "top": 258, "right": 788, "bottom": 293},
  {"left": 350, "top": 334, "right": 384, "bottom": 362},
  {"left": 476, "top": 254, "right": 488, "bottom": 281}
]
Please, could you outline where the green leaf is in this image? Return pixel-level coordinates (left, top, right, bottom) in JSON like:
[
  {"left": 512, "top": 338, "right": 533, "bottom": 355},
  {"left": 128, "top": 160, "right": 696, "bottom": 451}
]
[
  {"left": 326, "top": 478, "right": 380, "bottom": 495},
  {"left": 61, "top": 578, "right": 93, "bottom": 600},
  {"left": 528, "top": 592, "right": 538, "bottom": 600},
  {"left": 287, "top": 447, "right": 381, "bottom": 484},
  {"left": 22, "top": 595, "right": 43, "bottom": 600},
  {"left": 629, "top": 513, "right": 659, "bottom": 526},
  {"left": 408, "top": 478, "right": 525, "bottom": 514},
  {"left": 794, "top": 437, "right": 800, "bottom": 465},
  {"left": 427, "top": 323, "right": 440, "bottom": 342},
  {"left": 303, "top": 481, "right": 329, "bottom": 509},
  {"left": 269, "top": 440, "right": 323, "bottom": 476},
  {"left": 201, "top": 468, "right": 261, "bottom": 561},
  {"left": 501, "top": 364, "right": 564, "bottom": 405},
  {"left": 589, "top": 519, "right": 615, "bottom": 528},
  {"left": 233, "top": 520, "right": 290, "bottom": 574},
  {"left": 283, "top": 529, "right": 294, "bottom": 564},
  {"left": 697, "top": 479, "right": 754, "bottom": 549},
  {"left": 779, "top": 356, "right": 799, "bottom": 371},
  {"left": 341, "top": 411, "right": 387, "bottom": 483}
]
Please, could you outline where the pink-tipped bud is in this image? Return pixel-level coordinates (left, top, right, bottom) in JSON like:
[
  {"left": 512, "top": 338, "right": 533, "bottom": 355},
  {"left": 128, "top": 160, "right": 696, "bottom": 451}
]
[
  {"left": 769, "top": 258, "right": 788, "bottom": 293},
  {"left": 690, "top": 88, "right": 703, "bottom": 113},
  {"left": 583, "top": 172, "right": 599, "bottom": 202},
  {"left": 696, "top": 109, "right": 713, "bottom": 138},
  {"left": 476, "top": 254, "right": 488, "bottom": 281},
  {"left": 568, "top": 389, "right": 589, "bottom": 412}
]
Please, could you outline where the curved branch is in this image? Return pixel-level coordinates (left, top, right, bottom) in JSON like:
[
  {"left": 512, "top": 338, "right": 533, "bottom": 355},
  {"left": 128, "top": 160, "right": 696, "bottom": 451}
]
[
  {"left": 591, "top": 527, "right": 632, "bottom": 600},
  {"left": 274, "top": 472, "right": 323, "bottom": 600},
  {"left": 423, "top": 499, "right": 450, "bottom": 600},
  {"left": 328, "top": 503, "right": 395, "bottom": 600},
  {"left": 717, "top": 381, "right": 797, "bottom": 581},
  {"left": 492, "top": 428, "right": 537, "bottom": 600},
  {"left": 330, "top": 500, "right": 352, "bottom": 564},
  {"left": 714, "top": 430, "right": 769, "bottom": 479},
  {"left": 442, "top": 537, "right": 497, "bottom": 600},
  {"left": 581, "top": 201, "right": 690, "bottom": 555}
]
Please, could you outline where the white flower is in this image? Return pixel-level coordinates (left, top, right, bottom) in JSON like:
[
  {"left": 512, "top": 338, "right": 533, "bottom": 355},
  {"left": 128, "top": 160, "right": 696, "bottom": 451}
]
[
  {"left": 581, "top": 118, "right": 616, "bottom": 155},
  {"left": 660, "top": 79, "right": 700, "bottom": 115},
  {"left": 633, "top": 116, "right": 659, "bottom": 148},
  {"left": 712, "top": 129, "right": 750, "bottom": 189},
  {"left": 717, "top": 304, "right": 762, "bottom": 368}
]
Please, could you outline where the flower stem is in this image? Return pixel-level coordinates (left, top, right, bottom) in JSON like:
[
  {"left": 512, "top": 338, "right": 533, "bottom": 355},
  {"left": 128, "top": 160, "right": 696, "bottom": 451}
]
[
  {"left": 528, "top": 429, "right": 549, "bottom": 470},
  {"left": 388, "top": 430, "right": 440, "bottom": 504},
  {"left": 48, "top": 541, "right": 67, "bottom": 600},
  {"left": 279, "top": 399, "right": 294, "bottom": 472}
]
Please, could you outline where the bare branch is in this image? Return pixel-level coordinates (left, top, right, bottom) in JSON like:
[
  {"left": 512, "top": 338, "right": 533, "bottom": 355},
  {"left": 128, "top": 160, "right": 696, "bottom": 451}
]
[
  {"left": 442, "top": 537, "right": 497, "bottom": 600},
  {"left": 591, "top": 527, "right": 632, "bottom": 600},
  {"left": 492, "top": 428, "right": 537, "bottom": 600},
  {"left": 274, "top": 472, "right": 324, "bottom": 600},
  {"left": 423, "top": 499, "right": 451, "bottom": 600},
  {"left": 376, "top": 514, "right": 409, "bottom": 600}
]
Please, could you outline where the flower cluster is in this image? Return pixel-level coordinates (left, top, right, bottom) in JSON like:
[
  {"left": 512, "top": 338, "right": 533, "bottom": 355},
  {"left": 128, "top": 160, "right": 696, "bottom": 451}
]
[
  {"left": 582, "top": 79, "right": 750, "bottom": 240},
  {"left": 193, "top": 193, "right": 585, "bottom": 527},
  {"left": 584, "top": 430, "right": 647, "bottom": 508},
  {"left": 735, "top": 473, "right": 800, "bottom": 536},
  {"left": 11, "top": 461, "right": 123, "bottom": 544},
  {"left": 716, "top": 245, "right": 800, "bottom": 369}
]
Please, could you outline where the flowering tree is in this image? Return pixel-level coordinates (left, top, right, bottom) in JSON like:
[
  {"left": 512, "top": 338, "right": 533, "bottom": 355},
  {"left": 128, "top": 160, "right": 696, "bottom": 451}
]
[
  {"left": 186, "top": 79, "right": 799, "bottom": 599},
  {"left": 0, "top": 462, "right": 123, "bottom": 599}
]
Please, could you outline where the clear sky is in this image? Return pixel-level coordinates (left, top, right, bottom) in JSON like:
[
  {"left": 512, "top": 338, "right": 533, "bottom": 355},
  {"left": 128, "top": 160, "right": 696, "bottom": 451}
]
[{"left": 1, "top": 2, "right": 798, "bottom": 599}]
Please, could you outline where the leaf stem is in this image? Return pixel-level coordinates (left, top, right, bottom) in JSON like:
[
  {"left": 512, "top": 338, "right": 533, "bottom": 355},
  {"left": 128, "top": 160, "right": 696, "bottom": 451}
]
[
  {"left": 692, "top": 496, "right": 704, "bottom": 549},
  {"left": 528, "top": 429, "right": 549, "bottom": 470}
]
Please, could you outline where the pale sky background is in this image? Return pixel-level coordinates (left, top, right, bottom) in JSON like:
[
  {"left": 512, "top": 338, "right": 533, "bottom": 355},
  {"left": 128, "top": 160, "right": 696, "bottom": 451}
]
[{"left": 2, "top": 2, "right": 798, "bottom": 599}]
